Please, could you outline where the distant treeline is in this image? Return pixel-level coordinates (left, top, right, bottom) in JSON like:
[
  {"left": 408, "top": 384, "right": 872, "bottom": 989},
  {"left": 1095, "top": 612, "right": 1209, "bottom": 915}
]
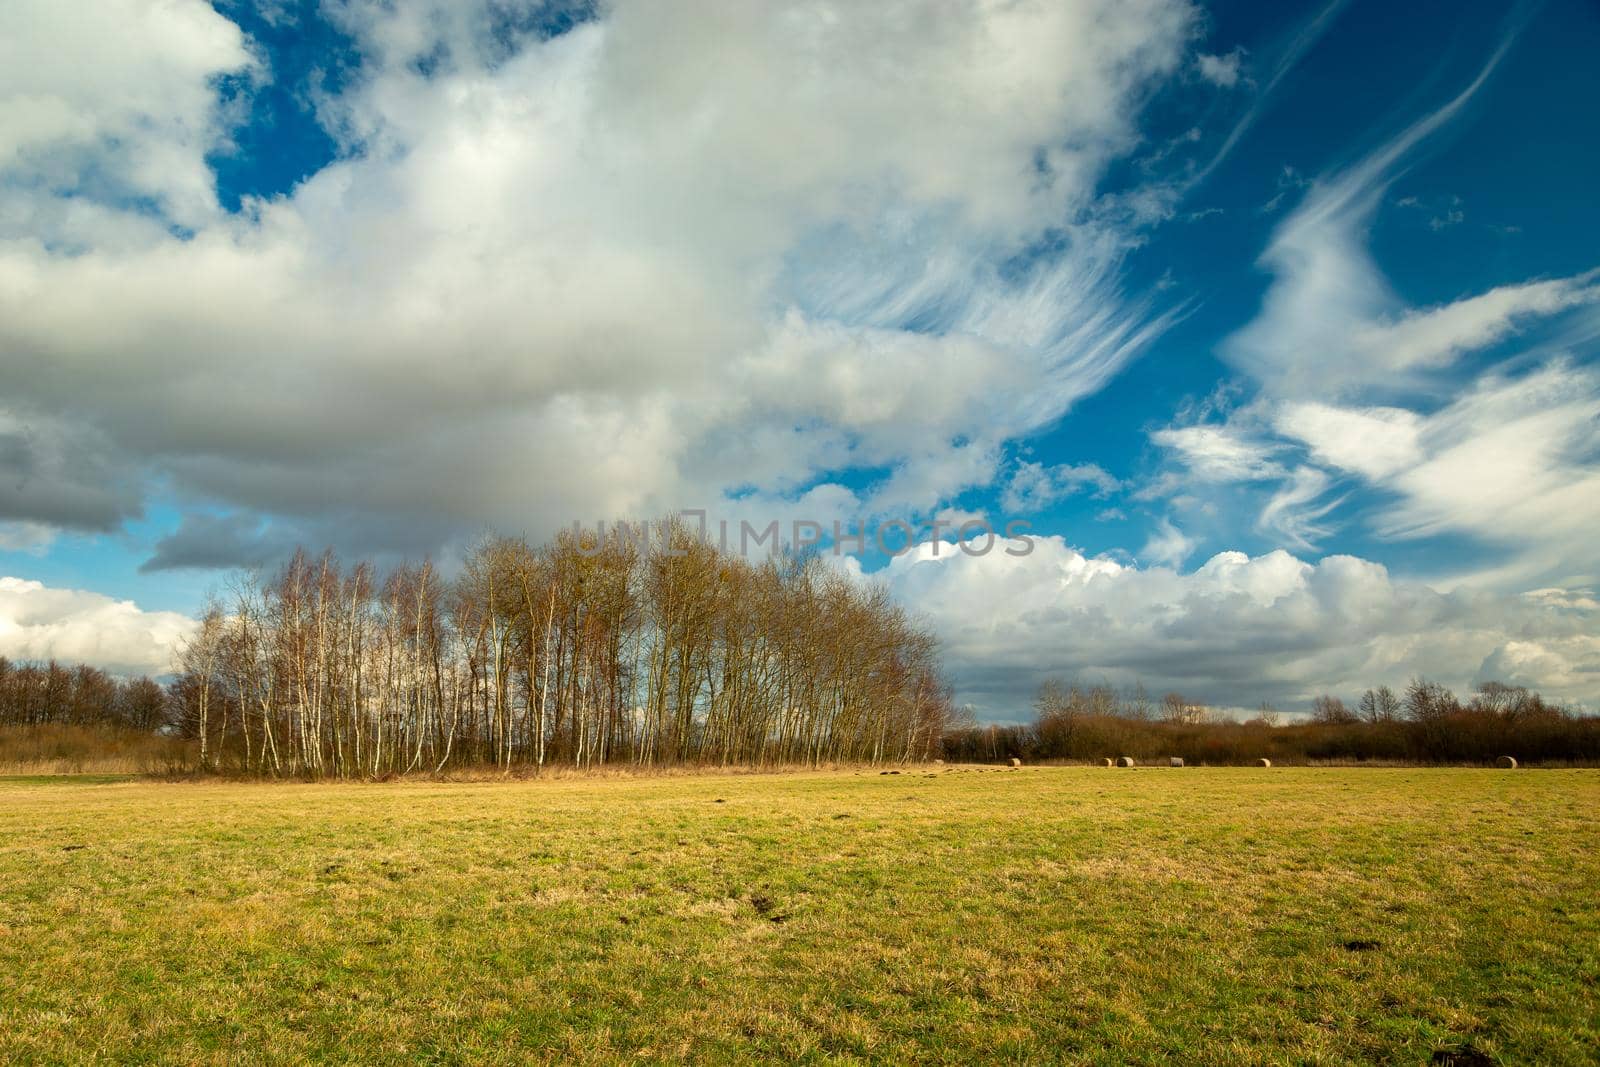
[
  {"left": 943, "top": 678, "right": 1600, "bottom": 765},
  {"left": 148, "top": 524, "right": 950, "bottom": 777},
  {"left": 0, "top": 660, "right": 168, "bottom": 732}
]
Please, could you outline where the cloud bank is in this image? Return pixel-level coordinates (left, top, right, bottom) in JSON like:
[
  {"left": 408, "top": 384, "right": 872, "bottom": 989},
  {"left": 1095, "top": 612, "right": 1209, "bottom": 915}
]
[
  {"left": 0, "top": 577, "right": 195, "bottom": 677},
  {"left": 878, "top": 538, "right": 1600, "bottom": 719}
]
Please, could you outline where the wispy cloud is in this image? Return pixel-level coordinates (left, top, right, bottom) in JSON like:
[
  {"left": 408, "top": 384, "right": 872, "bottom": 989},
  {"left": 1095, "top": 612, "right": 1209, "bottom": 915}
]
[
  {"left": 1001, "top": 460, "right": 1120, "bottom": 513},
  {"left": 1140, "top": 517, "right": 1196, "bottom": 566},
  {"left": 1189, "top": 0, "right": 1351, "bottom": 190},
  {"left": 1149, "top": 424, "right": 1283, "bottom": 483},
  {"left": 1167, "top": 33, "right": 1600, "bottom": 589},
  {"left": 1222, "top": 35, "right": 1537, "bottom": 398},
  {"left": 1257, "top": 465, "right": 1341, "bottom": 550}
]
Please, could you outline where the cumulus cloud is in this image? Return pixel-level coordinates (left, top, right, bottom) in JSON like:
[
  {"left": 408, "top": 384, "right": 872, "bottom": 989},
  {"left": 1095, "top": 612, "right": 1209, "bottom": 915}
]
[
  {"left": 0, "top": 0, "right": 256, "bottom": 247},
  {"left": 0, "top": 0, "right": 1197, "bottom": 569},
  {"left": 0, "top": 577, "right": 195, "bottom": 677},
  {"left": 879, "top": 538, "right": 1600, "bottom": 719}
]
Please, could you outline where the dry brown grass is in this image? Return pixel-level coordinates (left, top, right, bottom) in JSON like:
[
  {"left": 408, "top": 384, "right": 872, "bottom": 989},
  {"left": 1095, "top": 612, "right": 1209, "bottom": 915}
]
[{"left": 0, "top": 725, "right": 192, "bottom": 777}]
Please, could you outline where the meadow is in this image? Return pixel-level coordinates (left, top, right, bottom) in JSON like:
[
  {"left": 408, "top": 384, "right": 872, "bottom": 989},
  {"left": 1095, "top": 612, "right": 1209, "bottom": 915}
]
[{"left": 1, "top": 767, "right": 1595, "bottom": 1064}]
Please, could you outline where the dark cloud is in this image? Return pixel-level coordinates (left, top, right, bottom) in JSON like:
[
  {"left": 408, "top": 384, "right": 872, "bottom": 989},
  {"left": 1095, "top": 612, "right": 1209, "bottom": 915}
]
[
  {"left": 139, "top": 513, "right": 288, "bottom": 573},
  {"left": 0, "top": 416, "right": 141, "bottom": 532}
]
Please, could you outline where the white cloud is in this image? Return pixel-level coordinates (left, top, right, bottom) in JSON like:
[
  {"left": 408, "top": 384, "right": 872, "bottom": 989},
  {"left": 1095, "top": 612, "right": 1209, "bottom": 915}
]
[
  {"left": 0, "top": 0, "right": 1197, "bottom": 564},
  {"left": 1238, "top": 358, "right": 1600, "bottom": 591},
  {"left": 1353, "top": 274, "right": 1600, "bottom": 375},
  {"left": 1380, "top": 362, "right": 1600, "bottom": 556},
  {"left": 1195, "top": 51, "right": 1243, "bottom": 89},
  {"left": 1140, "top": 517, "right": 1195, "bottom": 567},
  {"left": 1159, "top": 357, "right": 1600, "bottom": 587},
  {"left": 1001, "top": 460, "right": 1119, "bottom": 512},
  {"left": 1267, "top": 362, "right": 1600, "bottom": 578},
  {"left": 0, "top": 577, "right": 195, "bottom": 676},
  {"left": 879, "top": 538, "right": 1600, "bottom": 718},
  {"left": 1257, "top": 465, "right": 1339, "bottom": 550},
  {"left": 1274, "top": 402, "right": 1422, "bottom": 479},
  {"left": 1157, "top": 44, "right": 1600, "bottom": 591},
  {"left": 1149, "top": 424, "right": 1282, "bottom": 482},
  {"left": 0, "top": 0, "right": 256, "bottom": 246},
  {"left": 1219, "top": 41, "right": 1598, "bottom": 399}
]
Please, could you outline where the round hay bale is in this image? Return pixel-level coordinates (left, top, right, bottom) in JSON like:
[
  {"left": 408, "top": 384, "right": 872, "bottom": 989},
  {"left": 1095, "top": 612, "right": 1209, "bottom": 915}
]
[
  {"left": 1255, "top": 758, "right": 1272, "bottom": 768},
  {"left": 1169, "top": 757, "right": 1185, "bottom": 768},
  {"left": 1101, "top": 757, "right": 1115, "bottom": 767},
  {"left": 1008, "top": 757, "right": 1022, "bottom": 767},
  {"left": 1495, "top": 755, "right": 1518, "bottom": 769},
  {"left": 1116, "top": 756, "right": 1135, "bottom": 768}
]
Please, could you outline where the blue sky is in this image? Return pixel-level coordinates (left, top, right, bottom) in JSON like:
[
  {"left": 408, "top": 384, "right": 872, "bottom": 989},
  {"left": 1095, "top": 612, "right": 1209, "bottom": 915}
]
[{"left": 2, "top": 0, "right": 1599, "bottom": 717}]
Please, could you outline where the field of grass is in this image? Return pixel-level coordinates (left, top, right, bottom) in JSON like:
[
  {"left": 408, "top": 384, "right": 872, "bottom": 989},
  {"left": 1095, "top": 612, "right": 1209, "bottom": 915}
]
[{"left": 1, "top": 767, "right": 1596, "bottom": 1064}]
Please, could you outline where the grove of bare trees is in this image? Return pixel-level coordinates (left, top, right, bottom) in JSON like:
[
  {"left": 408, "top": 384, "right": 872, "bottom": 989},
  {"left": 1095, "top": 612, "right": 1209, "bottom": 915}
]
[{"left": 165, "top": 523, "right": 954, "bottom": 777}]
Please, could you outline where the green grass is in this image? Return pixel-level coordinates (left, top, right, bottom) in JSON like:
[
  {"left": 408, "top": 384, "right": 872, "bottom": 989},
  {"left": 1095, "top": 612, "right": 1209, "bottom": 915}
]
[{"left": 1, "top": 768, "right": 1596, "bottom": 1064}]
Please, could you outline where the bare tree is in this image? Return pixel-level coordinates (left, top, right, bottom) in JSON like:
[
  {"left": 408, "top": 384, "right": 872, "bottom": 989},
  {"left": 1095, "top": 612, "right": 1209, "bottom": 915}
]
[
  {"left": 1311, "top": 695, "right": 1359, "bottom": 725},
  {"left": 1358, "top": 685, "right": 1400, "bottom": 723}
]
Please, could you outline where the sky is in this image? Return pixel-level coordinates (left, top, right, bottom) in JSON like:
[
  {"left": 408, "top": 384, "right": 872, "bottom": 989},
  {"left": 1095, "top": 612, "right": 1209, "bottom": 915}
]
[{"left": 3, "top": 0, "right": 1599, "bottom": 720}]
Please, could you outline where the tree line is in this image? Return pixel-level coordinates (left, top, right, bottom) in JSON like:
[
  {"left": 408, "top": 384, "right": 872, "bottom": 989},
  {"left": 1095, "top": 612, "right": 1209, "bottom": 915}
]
[
  {"left": 943, "top": 677, "right": 1600, "bottom": 765},
  {"left": 11, "top": 543, "right": 1599, "bottom": 772}
]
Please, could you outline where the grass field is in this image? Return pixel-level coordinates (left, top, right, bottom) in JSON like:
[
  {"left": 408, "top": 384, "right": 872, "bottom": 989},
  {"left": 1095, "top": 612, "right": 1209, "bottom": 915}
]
[{"left": 1, "top": 768, "right": 1596, "bottom": 1064}]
